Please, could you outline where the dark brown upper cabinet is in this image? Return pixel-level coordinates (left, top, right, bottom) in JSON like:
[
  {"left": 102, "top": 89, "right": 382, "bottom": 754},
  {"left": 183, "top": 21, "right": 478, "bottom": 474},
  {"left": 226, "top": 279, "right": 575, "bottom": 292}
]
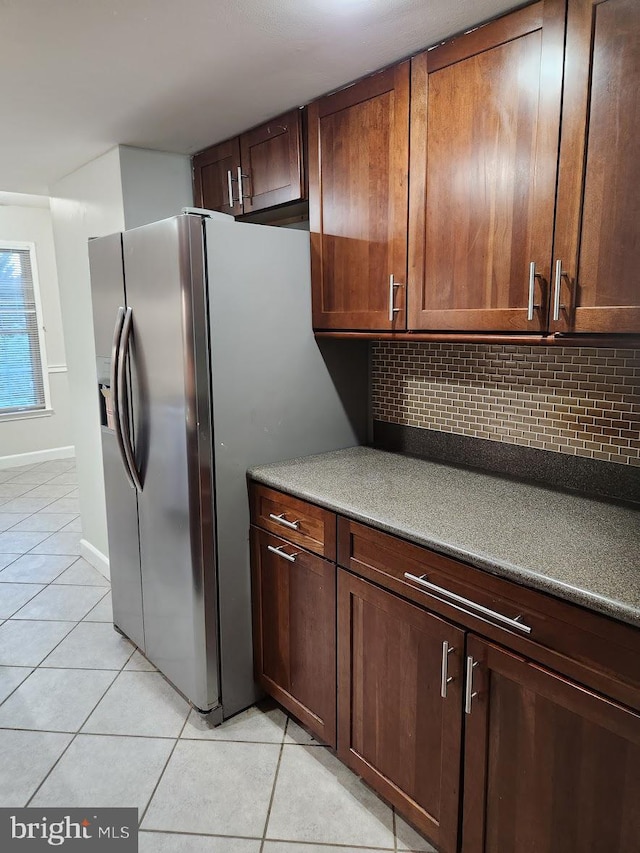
[
  {"left": 193, "top": 138, "right": 242, "bottom": 217},
  {"left": 308, "top": 63, "right": 410, "bottom": 331},
  {"left": 408, "top": 0, "right": 565, "bottom": 333},
  {"left": 193, "top": 108, "right": 306, "bottom": 217},
  {"left": 551, "top": 0, "right": 640, "bottom": 334}
]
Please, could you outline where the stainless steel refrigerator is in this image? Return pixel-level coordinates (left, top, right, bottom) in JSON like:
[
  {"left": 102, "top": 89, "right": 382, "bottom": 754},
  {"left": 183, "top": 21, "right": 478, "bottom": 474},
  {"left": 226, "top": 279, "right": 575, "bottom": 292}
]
[{"left": 89, "top": 211, "right": 368, "bottom": 718}]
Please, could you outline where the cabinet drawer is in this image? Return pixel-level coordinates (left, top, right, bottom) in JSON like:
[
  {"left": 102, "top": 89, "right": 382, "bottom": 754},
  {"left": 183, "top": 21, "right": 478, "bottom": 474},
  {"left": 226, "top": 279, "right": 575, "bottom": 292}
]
[
  {"left": 250, "top": 483, "right": 336, "bottom": 560},
  {"left": 338, "top": 517, "right": 640, "bottom": 711}
]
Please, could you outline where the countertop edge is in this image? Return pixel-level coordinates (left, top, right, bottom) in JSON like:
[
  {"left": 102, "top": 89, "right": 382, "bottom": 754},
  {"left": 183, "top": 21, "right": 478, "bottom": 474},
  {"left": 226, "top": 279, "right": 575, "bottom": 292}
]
[{"left": 248, "top": 469, "right": 640, "bottom": 630}]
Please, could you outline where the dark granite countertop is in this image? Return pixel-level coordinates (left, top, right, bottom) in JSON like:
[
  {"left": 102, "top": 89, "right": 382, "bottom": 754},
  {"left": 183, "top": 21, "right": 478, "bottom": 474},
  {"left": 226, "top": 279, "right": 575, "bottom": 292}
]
[{"left": 249, "top": 446, "right": 640, "bottom": 629}]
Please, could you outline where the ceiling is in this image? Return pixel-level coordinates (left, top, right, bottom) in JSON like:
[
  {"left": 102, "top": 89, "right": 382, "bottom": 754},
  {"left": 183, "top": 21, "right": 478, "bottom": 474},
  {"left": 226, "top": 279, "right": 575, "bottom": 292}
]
[{"left": 1, "top": 0, "right": 520, "bottom": 196}]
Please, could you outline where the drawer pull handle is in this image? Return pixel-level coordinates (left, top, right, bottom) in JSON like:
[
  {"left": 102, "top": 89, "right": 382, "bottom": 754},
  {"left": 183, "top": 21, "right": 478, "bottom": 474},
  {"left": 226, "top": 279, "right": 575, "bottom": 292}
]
[
  {"left": 269, "top": 513, "right": 300, "bottom": 531},
  {"left": 440, "top": 640, "right": 455, "bottom": 699},
  {"left": 465, "top": 656, "right": 479, "bottom": 715},
  {"left": 403, "top": 572, "right": 532, "bottom": 635},
  {"left": 267, "top": 544, "right": 299, "bottom": 563}
]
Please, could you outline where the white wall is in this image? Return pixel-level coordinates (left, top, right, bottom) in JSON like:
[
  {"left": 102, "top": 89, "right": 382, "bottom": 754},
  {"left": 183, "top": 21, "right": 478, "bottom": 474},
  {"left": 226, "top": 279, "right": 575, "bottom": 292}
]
[
  {"left": 50, "top": 146, "right": 192, "bottom": 578},
  {"left": 119, "top": 146, "right": 193, "bottom": 228},
  {"left": 50, "top": 147, "right": 125, "bottom": 574},
  {"left": 0, "top": 202, "right": 73, "bottom": 462}
]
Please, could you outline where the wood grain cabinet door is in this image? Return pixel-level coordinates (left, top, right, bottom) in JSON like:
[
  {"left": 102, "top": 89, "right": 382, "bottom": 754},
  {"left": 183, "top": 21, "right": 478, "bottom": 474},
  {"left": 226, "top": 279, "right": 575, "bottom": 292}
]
[
  {"left": 338, "top": 569, "right": 464, "bottom": 851},
  {"left": 308, "top": 63, "right": 410, "bottom": 331},
  {"left": 239, "top": 109, "right": 305, "bottom": 214},
  {"left": 251, "top": 526, "right": 336, "bottom": 746},
  {"left": 193, "top": 138, "right": 242, "bottom": 216},
  {"left": 551, "top": 0, "right": 640, "bottom": 333},
  {"left": 461, "top": 635, "right": 640, "bottom": 853},
  {"left": 408, "top": 0, "right": 565, "bottom": 332}
]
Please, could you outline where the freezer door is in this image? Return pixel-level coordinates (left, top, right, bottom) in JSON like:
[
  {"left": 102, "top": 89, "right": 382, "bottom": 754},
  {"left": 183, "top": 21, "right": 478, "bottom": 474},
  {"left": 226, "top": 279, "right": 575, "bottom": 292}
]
[
  {"left": 100, "top": 431, "right": 145, "bottom": 649},
  {"left": 122, "top": 215, "right": 219, "bottom": 711},
  {"left": 88, "top": 234, "right": 144, "bottom": 650}
]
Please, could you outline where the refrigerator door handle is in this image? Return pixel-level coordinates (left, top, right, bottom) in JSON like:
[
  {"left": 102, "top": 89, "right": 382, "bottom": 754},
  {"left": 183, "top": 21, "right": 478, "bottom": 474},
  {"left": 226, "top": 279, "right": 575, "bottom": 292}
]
[
  {"left": 117, "top": 307, "right": 143, "bottom": 492},
  {"left": 110, "top": 307, "right": 136, "bottom": 490}
]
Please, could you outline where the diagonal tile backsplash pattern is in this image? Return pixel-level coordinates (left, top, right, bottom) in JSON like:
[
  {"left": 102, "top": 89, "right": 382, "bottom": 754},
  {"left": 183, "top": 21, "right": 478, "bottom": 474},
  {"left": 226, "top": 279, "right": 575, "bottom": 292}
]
[{"left": 371, "top": 343, "right": 640, "bottom": 466}]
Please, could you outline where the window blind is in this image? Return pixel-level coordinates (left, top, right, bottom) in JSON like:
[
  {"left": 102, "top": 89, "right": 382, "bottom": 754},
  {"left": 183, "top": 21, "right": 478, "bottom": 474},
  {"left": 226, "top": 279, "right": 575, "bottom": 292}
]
[{"left": 0, "top": 247, "right": 46, "bottom": 414}]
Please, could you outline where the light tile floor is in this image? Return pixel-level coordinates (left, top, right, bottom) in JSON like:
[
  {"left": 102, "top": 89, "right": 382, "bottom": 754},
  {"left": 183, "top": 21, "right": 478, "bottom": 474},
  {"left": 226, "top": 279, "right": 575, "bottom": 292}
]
[{"left": 0, "top": 458, "right": 435, "bottom": 853}]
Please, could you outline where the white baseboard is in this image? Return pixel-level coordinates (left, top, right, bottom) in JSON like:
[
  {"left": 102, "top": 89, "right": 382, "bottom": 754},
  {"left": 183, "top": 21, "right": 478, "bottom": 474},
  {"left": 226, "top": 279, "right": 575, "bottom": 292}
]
[
  {"left": 80, "top": 538, "right": 110, "bottom": 581},
  {"left": 0, "top": 445, "right": 75, "bottom": 469}
]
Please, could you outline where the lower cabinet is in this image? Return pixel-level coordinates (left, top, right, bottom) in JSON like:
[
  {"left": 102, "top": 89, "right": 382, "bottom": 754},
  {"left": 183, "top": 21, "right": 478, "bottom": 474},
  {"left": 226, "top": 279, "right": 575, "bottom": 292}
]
[
  {"left": 462, "top": 635, "right": 640, "bottom": 853},
  {"left": 250, "top": 526, "right": 336, "bottom": 747},
  {"left": 249, "top": 484, "right": 640, "bottom": 853},
  {"left": 337, "top": 570, "right": 464, "bottom": 850}
]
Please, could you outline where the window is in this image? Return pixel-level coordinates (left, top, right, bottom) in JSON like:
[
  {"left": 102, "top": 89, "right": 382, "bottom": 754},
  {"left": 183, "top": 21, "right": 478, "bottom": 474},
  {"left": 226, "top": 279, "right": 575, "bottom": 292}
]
[{"left": 0, "top": 242, "right": 49, "bottom": 416}]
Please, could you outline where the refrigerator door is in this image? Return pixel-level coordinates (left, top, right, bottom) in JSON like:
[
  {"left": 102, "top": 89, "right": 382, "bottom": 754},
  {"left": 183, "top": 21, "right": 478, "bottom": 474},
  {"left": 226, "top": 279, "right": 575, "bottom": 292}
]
[
  {"left": 122, "top": 215, "right": 219, "bottom": 711},
  {"left": 88, "top": 233, "right": 145, "bottom": 650}
]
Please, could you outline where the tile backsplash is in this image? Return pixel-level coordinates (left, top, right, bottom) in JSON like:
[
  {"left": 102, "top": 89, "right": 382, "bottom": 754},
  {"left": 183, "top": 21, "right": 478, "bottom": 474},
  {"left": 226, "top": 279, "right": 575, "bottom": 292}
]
[{"left": 371, "top": 343, "right": 640, "bottom": 467}]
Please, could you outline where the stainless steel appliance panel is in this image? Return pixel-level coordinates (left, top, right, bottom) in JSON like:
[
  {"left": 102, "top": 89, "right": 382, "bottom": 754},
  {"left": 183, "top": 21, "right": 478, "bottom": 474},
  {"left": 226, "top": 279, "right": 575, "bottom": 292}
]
[
  {"left": 88, "top": 234, "right": 144, "bottom": 650},
  {"left": 205, "top": 219, "right": 368, "bottom": 716},
  {"left": 122, "top": 216, "right": 219, "bottom": 711},
  {"left": 99, "top": 431, "right": 145, "bottom": 648}
]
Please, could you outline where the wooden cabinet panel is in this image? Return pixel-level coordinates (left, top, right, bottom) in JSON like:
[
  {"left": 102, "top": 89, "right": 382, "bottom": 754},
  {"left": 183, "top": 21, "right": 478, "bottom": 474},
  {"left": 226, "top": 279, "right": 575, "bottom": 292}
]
[
  {"left": 309, "top": 63, "right": 410, "bottom": 331},
  {"left": 338, "top": 569, "right": 464, "bottom": 850},
  {"left": 240, "top": 109, "right": 305, "bottom": 214},
  {"left": 251, "top": 526, "right": 336, "bottom": 746},
  {"left": 250, "top": 483, "right": 336, "bottom": 560},
  {"left": 462, "top": 635, "right": 640, "bottom": 852},
  {"left": 194, "top": 110, "right": 305, "bottom": 217},
  {"left": 408, "top": 0, "right": 565, "bottom": 332},
  {"left": 552, "top": 0, "right": 640, "bottom": 333},
  {"left": 337, "top": 516, "right": 640, "bottom": 713},
  {"left": 193, "top": 138, "right": 242, "bottom": 216}
]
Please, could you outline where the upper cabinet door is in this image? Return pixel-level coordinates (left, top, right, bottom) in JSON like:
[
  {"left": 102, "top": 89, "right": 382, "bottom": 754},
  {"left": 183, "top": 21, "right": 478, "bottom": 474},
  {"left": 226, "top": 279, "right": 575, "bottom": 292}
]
[
  {"left": 240, "top": 109, "right": 305, "bottom": 215},
  {"left": 551, "top": 0, "right": 640, "bottom": 334},
  {"left": 408, "top": 0, "right": 565, "bottom": 333},
  {"left": 193, "top": 138, "right": 242, "bottom": 216},
  {"left": 309, "top": 63, "right": 410, "bottom": 331}
]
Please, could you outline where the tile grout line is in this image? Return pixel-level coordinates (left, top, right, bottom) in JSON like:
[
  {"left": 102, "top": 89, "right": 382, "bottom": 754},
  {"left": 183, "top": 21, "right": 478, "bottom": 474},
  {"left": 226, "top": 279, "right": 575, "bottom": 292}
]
[
  {"left": 141, "top": 824, "right": 398, "bottom": 850},
  {"left": 0, "top": 483, "right": 79, "bottom": 561},
  {"left": 2, "top": 560, "right": 109, "bottom": 621},
  {"left": 258, "top": 714, "right": 290, "bottom": 852},
  {"left": 136, "top": 704, "right": 192, "bottom": 828},
  {"left": 0, "top": 468, "right": 78, "bottom": 522},
  {"left": 23, "top": 621, "right": 136, "bottom": 807},
  {"left": 0, "top": 612, "right": 90, "bottom": 710}
]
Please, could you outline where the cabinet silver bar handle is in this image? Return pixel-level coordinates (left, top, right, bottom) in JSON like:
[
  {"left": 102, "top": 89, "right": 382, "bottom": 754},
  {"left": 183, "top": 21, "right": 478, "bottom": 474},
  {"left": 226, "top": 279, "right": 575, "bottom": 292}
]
[
  {"left": 553, "top": 258, "right": 566, "bottom": 321},
  {"left": 404, "top": 572, "right": 532, "bottom": 634},
  {"left": 237, "top": 166, "right": 250, "bottom": 202},
  {"left": 267, "top": 544, "right": 298, "bottom": 563},
  {"left": 269, "top": 513, "right": 300, "bottom": 531},
  {"left": 440, "top": 640, "right": 455, "bottom": 699},
  {"left": 528, "top": 261, "right": 542, "bottom": 322},
  {"left": 227, "top": 170, "right": 234, "bottom": 208},
  {"left": 465, "top": 656, "right": 479, "bottom": 715},
  {"left": 388, "top": 274, "right": 401, "bottom": 322}
]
